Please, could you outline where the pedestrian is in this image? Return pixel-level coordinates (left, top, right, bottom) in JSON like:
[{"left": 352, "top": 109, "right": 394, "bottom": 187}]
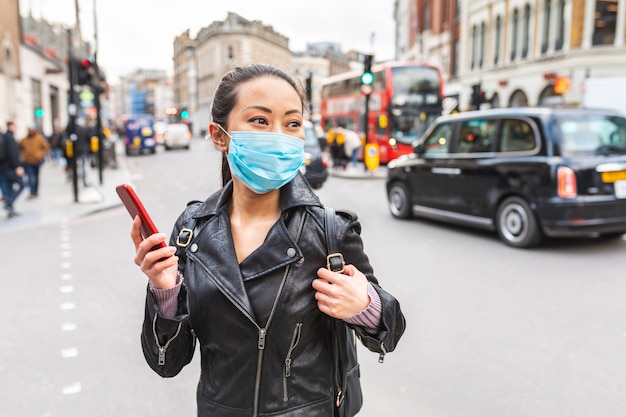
[
  {"left": 0, "top": 121, "right": 25, "bottom": 218},
  {"left": 129, "top": 63, "right": 406, "bottom": 417},
  {"left": 47, "top": 126, "right": 65, "bottom": 166},
  {"left": 74, "top": 118, "right": 93, "bottom": 186},
  {"left": 343, "top": 127, "right": 362, "bottom": 168},
  {"left": 19, "top": 127, "right": 50, "bottom": 198},
  {"left": 0, "top": 129, "right": 8, "bottom": 201}
]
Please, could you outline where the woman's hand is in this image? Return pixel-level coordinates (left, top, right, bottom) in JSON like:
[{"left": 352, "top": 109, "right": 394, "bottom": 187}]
[
  {"left": 131, "top": 215, "right": 179, "bottom": 289},
  {"left": 313, "top": 264, "right": 370, "bottom": 319}
]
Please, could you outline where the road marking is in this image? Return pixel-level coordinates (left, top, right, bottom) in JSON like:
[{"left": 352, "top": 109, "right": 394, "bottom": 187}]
[
  {"left": 61, "top": 347, "right": 79, "bottom": 358},
  {"left": 60, "top": 302, "right": 76, "bottom": 310},
  {"left": 62, "top": 323, "right": 77, "bottom": 331},
  {"left": 60, "top": 285, "right": 74, "bottom": 294},
  {"left": 62, "top": 382, "right": 82, "bottom": 395}
]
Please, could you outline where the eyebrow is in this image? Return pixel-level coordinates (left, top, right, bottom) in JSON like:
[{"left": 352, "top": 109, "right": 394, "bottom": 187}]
[{"left": 242, "top": 105, "right": 302, "bottom": 116}]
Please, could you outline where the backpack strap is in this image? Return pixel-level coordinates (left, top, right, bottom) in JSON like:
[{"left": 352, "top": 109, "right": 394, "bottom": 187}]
[{"left": 324, "top": 206, "right": 345, "bottom": 273}]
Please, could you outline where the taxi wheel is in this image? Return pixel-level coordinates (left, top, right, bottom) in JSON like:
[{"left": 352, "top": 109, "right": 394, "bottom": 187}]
[
  {"left": 388, "top": 182, "right": 412, "bottom": 219},
  {"left": 496, "top": 196, "right": 542, "bottom": 248}
]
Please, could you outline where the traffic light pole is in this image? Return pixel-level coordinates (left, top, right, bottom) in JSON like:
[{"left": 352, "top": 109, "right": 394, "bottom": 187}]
[
  {"left": 66, "top": 29, "right": 79, "bottom": 203},
  {"left": 363, "top": 92, "right": 370, "bottom": 172},
  {"left": 93, "top": 0, "right": 103, "bottom": 185},
  {"left": 94, "top": 53, "right": 103, "bottom": 185}
]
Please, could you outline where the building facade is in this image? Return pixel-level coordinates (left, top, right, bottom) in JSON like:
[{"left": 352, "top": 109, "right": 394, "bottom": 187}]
[{"left": 397, "top": 0, "right": 626, "bottom": 113}]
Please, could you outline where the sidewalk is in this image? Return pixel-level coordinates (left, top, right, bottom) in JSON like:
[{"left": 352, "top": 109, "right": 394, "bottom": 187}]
[
  {"left": 0, "top": 153, "right": 133, "bottom": 234},
  {"left": 328, "top": 162, "right": 388, "bottom": 179}
]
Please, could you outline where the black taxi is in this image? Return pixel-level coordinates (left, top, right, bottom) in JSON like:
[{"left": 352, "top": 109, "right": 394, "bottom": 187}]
[{"left": 386, "top": 107, "right": 626, "bottom": 248}]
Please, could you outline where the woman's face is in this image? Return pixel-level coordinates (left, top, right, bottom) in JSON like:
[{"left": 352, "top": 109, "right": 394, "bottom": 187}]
[{"left": 224, "top": 76, "right": 305, "bottom": 143}]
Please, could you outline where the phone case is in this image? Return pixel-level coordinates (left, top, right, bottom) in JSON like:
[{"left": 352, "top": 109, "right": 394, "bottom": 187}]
[{"left": 116, "top": 183, "right": 166, "bottom": 248}]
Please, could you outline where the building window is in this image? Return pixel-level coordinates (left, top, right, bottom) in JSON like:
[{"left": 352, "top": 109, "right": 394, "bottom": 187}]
[
  {"left": 471, "top": 24, "right": 477, "bottom": 69},
  {"left": 480, "top": 22, "right": 486, "bottom": 68},
  {"left": 228, "top": 45, "right": 234, "bottom": 59},
  {"left": 494, "top": 15, "right": 502, "bottom": 65},
  {"left": 555, "top": 0, "right": 566, "bottom": 50},
  {"left": 508, "top": 89, "right": 529, "bottom": 107},
  {"left": 511, "top": 8, "right": 519, "bottom": 61},
  {"left": 593, "top": 0, "right": 617, "bottom": 45},
  {"left": 522, "top": 4, "right": 531, "bottom": 58},
  {"left": 423, "top": 3, "right": 431, "bottom": 31},
  {"left": 542, "top": 0, "right": 552, "bottom": 53},
  {"left": 31, "top": 78, "right": 43, "bottom": 130},
  {"left": 453, "top": 39, "right": 459, "bottom": 76}
]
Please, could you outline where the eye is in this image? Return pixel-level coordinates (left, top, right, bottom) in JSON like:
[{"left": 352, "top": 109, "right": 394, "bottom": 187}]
[
  {"left": 249, "top": 117, "right": 268, "bottom": 125},
  {"left": 287, "top": 120, "right": 302, "bottom": 128}
]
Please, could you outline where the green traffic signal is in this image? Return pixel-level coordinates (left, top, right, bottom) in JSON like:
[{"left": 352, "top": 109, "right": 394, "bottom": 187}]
[
  {"left": 361, "top": 72, "right": 374, "bottom": 85},
  {"left": 35, "top": 108, "right": 44, "bottom": 117},
  {"left": 181, "top": 110, "right": 189, "bottom": 119}
]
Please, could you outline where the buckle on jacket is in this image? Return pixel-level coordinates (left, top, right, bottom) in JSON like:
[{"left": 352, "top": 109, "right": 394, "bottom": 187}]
[
  {"left": 176, "top": 228, "right": 194, "bottom": 247},
  {"left": 326, "top": 253, "right": 345, "bottom": 273}
]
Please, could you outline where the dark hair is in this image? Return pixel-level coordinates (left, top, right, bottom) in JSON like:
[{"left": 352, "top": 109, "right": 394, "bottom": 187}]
[{"left": 211, "top": 64, "right": 308, "bottom": 186}]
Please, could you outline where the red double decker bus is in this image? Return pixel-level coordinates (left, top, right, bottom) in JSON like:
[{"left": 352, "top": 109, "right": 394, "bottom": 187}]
[{"left": 320, "top": 61, "right": 444, "bottom": 164}]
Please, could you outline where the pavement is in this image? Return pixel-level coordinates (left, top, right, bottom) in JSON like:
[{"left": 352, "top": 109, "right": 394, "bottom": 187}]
[
  {"left": 0, "top": 147, "right": 133, "bottom": 234},
  {"left": 0, "top": 145, "right": 385, "bottom": 234},
  {"left": 329, "top": 162, "right": 388, "bottom": 180}
]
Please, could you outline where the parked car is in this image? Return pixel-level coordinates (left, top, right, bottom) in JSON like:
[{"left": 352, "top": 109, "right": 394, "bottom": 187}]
[
  {"left": 153, "top": 121, "right": 168, "bottom": 146},
  {"left": 302, "top": 120, "right": 329, "bottom": 189},
  {"left": 386, "top": 107, "right": 626, "bottom": 248},
  {"left": 123, "top": 115, "right": 157, "bottom": 155},
  {"left": 163, "top": 123, "right": 191, "bottom": 150}
]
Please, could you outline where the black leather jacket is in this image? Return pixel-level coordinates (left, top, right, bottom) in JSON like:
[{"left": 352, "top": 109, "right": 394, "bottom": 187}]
[{"left": 141, "top": 173, "right": 405, "bottom": 416}]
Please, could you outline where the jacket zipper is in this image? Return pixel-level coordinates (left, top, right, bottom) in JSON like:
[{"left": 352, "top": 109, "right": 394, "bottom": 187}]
[
  {"left": 188, "top": 253, "right": 294, "bottom": 417},
  {"left": 283, "top": 323, "right": 303, "bottom": 401},
  {"left": 187, "top": 211, "right": 307, "bottom": 417},
  {"left": 152, "top": 313, "right": 183, "bottom": 366}
]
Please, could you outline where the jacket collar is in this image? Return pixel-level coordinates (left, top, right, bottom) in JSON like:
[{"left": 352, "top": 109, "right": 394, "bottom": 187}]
[{"left": 192, "top": 172, "right": 323, "bottom": 219}]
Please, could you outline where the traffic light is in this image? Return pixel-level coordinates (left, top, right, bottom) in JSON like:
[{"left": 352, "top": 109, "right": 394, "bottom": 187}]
[
  {"left": 470, "top": 83, "right": 485, "bottom": 110},
  {"left": 76, "top": 59, "right": 94, "bottom": 86},
  {"left": 361, "top": 54, "right": 374, "bottom": 85},
  {"left": 180, "top": 108, "right": 189, "bottom": 119}
]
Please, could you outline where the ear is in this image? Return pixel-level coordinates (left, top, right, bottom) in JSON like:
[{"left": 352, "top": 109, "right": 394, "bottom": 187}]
[{"left": 209, "top": 123, "right": 229, "bottom": 152}]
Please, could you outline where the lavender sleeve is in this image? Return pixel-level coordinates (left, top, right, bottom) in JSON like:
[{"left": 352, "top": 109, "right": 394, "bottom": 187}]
[
  {"left": 149, "top": 274, "right": 183, "bottom": 319},
  {"left": 344, "top": 283, "right": 382, "bottom": 334}
]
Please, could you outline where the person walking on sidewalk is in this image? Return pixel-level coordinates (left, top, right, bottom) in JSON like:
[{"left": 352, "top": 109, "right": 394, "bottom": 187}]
[
  {"left": 19, "top": 127, "right": 50, "bottom": 198},
  {"left": 0, "top": 129, "right": 8, "bottom": 201},
  {"left": 0, "top": 122, "right": 25, "bottom": 218}
]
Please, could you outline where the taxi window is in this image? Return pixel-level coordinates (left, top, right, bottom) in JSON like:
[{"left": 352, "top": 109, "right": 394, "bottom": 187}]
[
  {"left": 422, "top": 122, "right": 453, "bottom": 155},
  {"left": 499, "top": 119, "right": 536, "bottom": 152},
  {"left": 456, "top": 119, "right": 497, "bottom": 153}
]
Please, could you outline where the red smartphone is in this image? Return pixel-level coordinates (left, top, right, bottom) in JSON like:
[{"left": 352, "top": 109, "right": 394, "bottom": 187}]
[{"left": 116, "top": 183, "right": 166, "bottom": 249}]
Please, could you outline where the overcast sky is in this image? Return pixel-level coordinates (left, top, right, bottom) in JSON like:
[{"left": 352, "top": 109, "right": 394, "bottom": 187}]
[{"left": 22, "top": 0, "right": 396, "bottom": 83}]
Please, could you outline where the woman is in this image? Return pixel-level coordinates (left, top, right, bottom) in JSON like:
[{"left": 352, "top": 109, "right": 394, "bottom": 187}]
[{"left": 131, "top": 64, "right": 405, "bottom": 416}]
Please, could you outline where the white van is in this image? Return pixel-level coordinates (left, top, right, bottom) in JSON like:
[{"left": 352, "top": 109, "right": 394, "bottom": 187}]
[{"left": 164, "top": 123, "right": 191, "bottom": 150}]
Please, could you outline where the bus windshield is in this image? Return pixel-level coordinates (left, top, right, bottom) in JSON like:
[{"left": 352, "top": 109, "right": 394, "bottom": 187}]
[{"left": 390, "top": 66, "right": 442, "bottom": 144}]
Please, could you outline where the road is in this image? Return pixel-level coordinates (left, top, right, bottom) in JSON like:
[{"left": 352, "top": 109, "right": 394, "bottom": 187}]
[{"left": 1, "top": 137, "right": 626, "bottom": 416}]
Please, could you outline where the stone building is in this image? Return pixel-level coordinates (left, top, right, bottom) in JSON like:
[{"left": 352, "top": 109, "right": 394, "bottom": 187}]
[
  {"left": 395, "top": 0, "right": 626, "bottom": 112},
  {"left": 173, "top": 12, "right": 292, "bottom": 135}
]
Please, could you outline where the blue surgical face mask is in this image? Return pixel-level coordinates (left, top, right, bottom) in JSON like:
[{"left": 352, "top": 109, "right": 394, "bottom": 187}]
[{"left": 218, "top": 125, "right": 305, "bottom": 194}]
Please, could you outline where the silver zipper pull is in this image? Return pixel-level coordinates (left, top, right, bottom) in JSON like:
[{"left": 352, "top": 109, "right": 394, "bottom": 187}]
[
  {"left": 285, "top": 358, "right": 292, "bottom": 377},
  {"left": 158, "top": 347, "right": 166, "bottom": 365},
  {"left": 258, "top": 329, "right": 266, "bottom": 350},
  {"left": 378, "top": 342, "right": 387, "bottom": 363}
]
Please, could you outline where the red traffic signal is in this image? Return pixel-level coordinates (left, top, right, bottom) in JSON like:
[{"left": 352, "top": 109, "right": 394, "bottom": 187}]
[{"left": 75, "top": 58, "right": 94, "bottom": 86}]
